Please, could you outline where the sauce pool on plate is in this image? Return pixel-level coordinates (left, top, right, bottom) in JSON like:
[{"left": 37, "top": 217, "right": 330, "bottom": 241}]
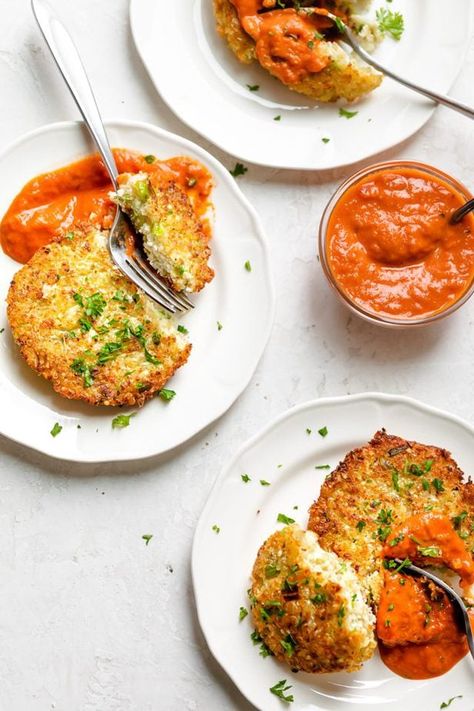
[
  {"left": 323, "top": 163, "right": 474, "bottom": 323},
  {"left": 377, "top": 513, "right": 474, "bottom": 679},
  {"left": 0, "top": 149, "right": 213, "bottom": 264}
]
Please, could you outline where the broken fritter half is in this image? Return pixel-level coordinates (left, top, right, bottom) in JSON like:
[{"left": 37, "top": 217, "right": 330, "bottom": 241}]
[
  {"left": 112, "top": 172, "right": 214, "bottom": 294},
  {"left": 213, "top": 0, "right": 383, "bottom": 102},
  {"left": 7, "top": 229, "right": 191, "bottom": 407},
  {"left": 307, "top": 430, "right": 474, "bottom": 601}
]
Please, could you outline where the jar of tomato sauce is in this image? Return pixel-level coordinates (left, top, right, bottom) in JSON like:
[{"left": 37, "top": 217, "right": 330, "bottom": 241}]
[{"left": 319, "top": 161, "right": 474, "bottom": 327}]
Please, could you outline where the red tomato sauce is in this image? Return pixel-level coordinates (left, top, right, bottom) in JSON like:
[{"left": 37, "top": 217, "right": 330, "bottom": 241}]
[
  {"left": 326, "top": 165, "right": 474, "bottom": 320},
  {"left": 377, "top": 513, "right": 474, "bottom": 679},
  {"left": 0, "top": 149, "right": 213, "bottom": 264},
  {"left": 231, "top": 1, "right": 339, "bottom": 85}
]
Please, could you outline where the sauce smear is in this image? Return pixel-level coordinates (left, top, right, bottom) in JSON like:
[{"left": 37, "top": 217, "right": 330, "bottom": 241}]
[
  {"left": 377, "top": 513, "right": 474, "bottom": 679},
  {"left": 326, "top": 165, "right": 474, "bottom": 320},
  {"left": 0, "top": 149, "right": 213, "bottom": 264}
]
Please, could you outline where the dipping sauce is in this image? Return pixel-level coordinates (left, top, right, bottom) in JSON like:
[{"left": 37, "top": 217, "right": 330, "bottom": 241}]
[
  {"left": 376, "top": 513, "right": 474, "bottom": 679},
  {"left": 0, "top": 149, "right": 213, "bottom": 264},
  {"left": 231, "top": 2, "right": 339, "bottom": 85},
  {"left": 323, "top": 162, "right": 474, "bottom": 323}
]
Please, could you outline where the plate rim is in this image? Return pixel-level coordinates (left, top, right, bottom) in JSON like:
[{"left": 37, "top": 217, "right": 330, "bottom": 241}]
[
  {"left": 0, "top": 119, "right": 275, "bottom": 463},
  {"left": 129, "top": 0, "right": 474, "bottom": 171},
  {"left": 192, "top": 391, "right": 474, "bottom": 710}
]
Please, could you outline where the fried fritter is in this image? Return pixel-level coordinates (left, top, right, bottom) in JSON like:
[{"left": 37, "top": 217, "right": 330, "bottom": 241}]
[
  {"left": 7, "top": 229, "right": 191, "bottom": 407},
  {"left": 249, "top": 524, "right": 376, "bottom": 673},
  {"left": 307, "top": 430, "right": 474, "bottom": 601},
  {"left": 213, "top": 0, "right": 382, "bottom": 102},
  {"left": 112, "top": 173, "right": 214, "bottom": 294}
]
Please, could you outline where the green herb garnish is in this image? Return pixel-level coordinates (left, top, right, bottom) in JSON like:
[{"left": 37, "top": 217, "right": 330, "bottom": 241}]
[
  {"left": 277, "top": 513, "right": 295, "bottom": 525},
  {"left": 112, "top": 412, "right": 136, "bottom": 429},
  {"left": 142, "top": 534, "right": 153, "bottom": 545},
  {"left": 241, "top": 473, "right": 251, "bottom": 483},
  {"left": 339, "top": 107, "right": 358, "bottom": 119},
  {"left": 318, "top": 426, "right": 328, "bottom": 437},
  {"left": 376, "top": 8, "right": 404, "bottom": 40},
  {"left": 158, "top": 389, "right": 176, "bottom": 402},
  {"left": 239, "top": 606, "right": 248, "bottom": 621},
  {"left": 50, "top": 422, "right": 62, "bottom": 437},
  {"left": 269, "top": 680, "right": 294, "bottom": 704},
  {"left": 230, "top": 162, "right": 248, "bottom": 178}
]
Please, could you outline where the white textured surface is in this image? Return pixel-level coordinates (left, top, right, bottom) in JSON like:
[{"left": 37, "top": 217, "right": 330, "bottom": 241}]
[{"left": 0, "top": 1, "right": 473, "bottom": 709}]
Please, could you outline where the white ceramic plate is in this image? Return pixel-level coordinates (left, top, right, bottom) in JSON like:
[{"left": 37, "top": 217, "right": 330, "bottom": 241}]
[
  {"left": 130, "top": 0, "right": 473, "bottom": 171},
  {"left": 0, "top": 120, "right": 274, "bottom": 462},
  {"left": 192, "top": 393, "right": 474, "bottom": 711}
]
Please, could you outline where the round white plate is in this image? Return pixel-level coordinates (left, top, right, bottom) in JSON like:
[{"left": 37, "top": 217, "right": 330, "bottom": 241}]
[
  {"left": 0, "top": 120, "right": 274, "bottom": 462},
  {"left": 130, "top": 0, "right": 473, "bottom": 171},
  {"left": 192, "top": 393, "right": 474, "bottom": 711}
]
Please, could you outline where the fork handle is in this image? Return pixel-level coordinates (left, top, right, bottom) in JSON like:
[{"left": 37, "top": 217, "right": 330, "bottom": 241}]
[
  {"left": 31, "top": 0, "right": 119, "bottom": 186},
  {"left": 345, "top": 28, "right": 474, "bottom": 120}
]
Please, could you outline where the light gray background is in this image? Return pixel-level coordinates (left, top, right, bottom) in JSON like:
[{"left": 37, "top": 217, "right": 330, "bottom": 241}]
[{"left": 0, "top": 1, "right": 473, "bottom": 709}]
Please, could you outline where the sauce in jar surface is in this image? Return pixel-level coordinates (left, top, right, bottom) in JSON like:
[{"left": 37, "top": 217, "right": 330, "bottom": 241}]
[{"left": 325, "top": 164, "right": 474, "bottom": 321}]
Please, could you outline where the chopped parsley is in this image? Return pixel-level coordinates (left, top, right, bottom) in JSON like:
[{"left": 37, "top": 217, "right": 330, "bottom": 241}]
[
  {"left": 177, "top": 324, "right": 188, "bottom": 334},
  {"left": 70, "top": 358, "right": 94, "bottom": 388},
  {"left": 391, "top": 470, "right": 400, "bottom": 492},
  {"left": 277, "top": 513, "right": 295, "bottom": 525},
  {"left": 333, "top": 15, "right": 346, "bottom": 33},
  {"left": 315, "top": 464, "right": 330, "bottom": 470},
  {"left": 265, "top": 563, "right": 281, "bottom": 578},
  {"left": 239, "top": 606, "right": 248, "bottom": 621},
  {"left": 452, "top": 511, "right": 468, "bottom": 529},
  {"left": 418, "top": 545, "right": 441, "bottom": 558},
  {"left": 356, "top": 520, "right": 366, "bottom": 532},
  {"left": 337, "top": 604, "right": 345, "bottom": 627},
  {"left": 311, "top": 592, "right": 327, "bottom": 604},
  {"left": 280, "top": 634, "right": 296, "bottom": 657},
  {"left": 384, "top": 557, "right": 411, "bottom": 573},
  {"left": 339, "top": 107, "right": 358, "bottom": 119},
  {"left": 50, "top": 422, "right": 62, "bottom": 437},
  {"left": 217, "top": 321, "right": 223, "bottom": 331},
  {"left": 440, "top": 697, "right": 463, "bottom": 709},
  {"left": 144, "top": 154, "right": 156, "bottom": 164},
  {"left": 376, "top": 8, "right": 404, "bottom": 40},
  {"left": 389, "top": 533, "right": 404, "bottom": 547},
  {"left": 212, "top": 524, "right": 220, "bottom": 534},
  {"left": 306, "top": 428, "right": 312, "bottom": 435},
  {"left": 269, "top": 679, "right": 294, "bottom": 704},
  {"left": 142, "top": 534, "right": 153, "bottom": 545},
  {"left": 321, "top": 137, "right": 330, "bottom": 143},
  {"left": 244, "top": 260, "right": 252, "bottom": 272},
  {"left": 247, "top": 84, "right": 260, "bottom": 91},
  {"left": 432, "top": 478, "right": 445, "bottom": 493},
  {"left": 274, "top": 115, "right": 281, "bottom": 121},
  {"left": 229, "top": 162, "right": 248, "bottom": 178},
  {"left": 260, "top": 479, "right": 271, "bottom": 486},
  {"left": 112, "top": 412, "right": 136, "bottom": 429},
  {"left": 241, "top": 473, "right": 251, "bottom": 483},
  {"left": 158, "top": 389, "right": 176, "bottom": 402},
  {"left": 318, "top": 426, "right": 328, "bottom": 437}
]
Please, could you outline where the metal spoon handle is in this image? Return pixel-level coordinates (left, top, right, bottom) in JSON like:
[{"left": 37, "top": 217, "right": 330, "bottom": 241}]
[
  {"left": 31, "top": 0, "right": 119, "bottom": 187},
  {"left": 342, "top": 25, "right": 474, "bottom": 120},
  {"left": 451, "top": 197, "right": 474, "bottom": 224}
]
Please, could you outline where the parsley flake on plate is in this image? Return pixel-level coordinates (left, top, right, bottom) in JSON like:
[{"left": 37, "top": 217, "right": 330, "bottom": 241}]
[
  {"left": 321, "top": 137, "right": 330, "bottom": 143},
  {"left": 241, "top": 473, "right": 251, "bottom": 483},
  {"left": 239, "top": 606, "right": 248, "bottom": 621},
  {"left": 244, "top": 260, "right": 252, "bottom": 272},
  {"left": 158, "top": 389, "right": 176, "bottom": 402},
  {"left": 440, "top": 697, "right": 463, "bottom": 709},
  {"left": 376, "top": 7, "right": 404, "bottom": 40},
  {"left": 247, "top": 84, "right": 260, "bottom": 91},
  {"left": 277, "top": 513, "right": 295, "bottom": 525},
  {"left": 230, "top": 162, "right": 248, "bottom": 178},
  {"left": 217, "top": 321, "right": 223, "bottom": 331},
  {"left": 306, "top": 427, "right": 312, "bottom": 435},
  {"left": 50, "top": 422, "right": 62, "bottom": 437},
  {"left": 318, "top": 426, "right": 328, "bottom": 437},
  {"left": 112, "top": 412, "right": 136, "bottom": 429},
  {"left": 260, "top": 479, "right": 271, "bottom": 486},
  {"left": 144, "top": 154, "right": 156, "bottom": 164},
  {"left": 177, "top": 324, "right": 188, "bottom": 334},
  {"left": 339, "top": 107, "right": 358, "bottom": 119},
  {"left": 212, "top": 524, "right": 220, "bottom": 534},
  {"left": 315, "top": 464, "right": 330, "bottom": 470},
  {"left": 270, "top": 679, "right": 294, "bottom": 703},
  {"left": 142, "top": 534, "right": 153, "bottom": 545},
  {"left": 274, "top": 115, "right": 281, "bottom": 121}
]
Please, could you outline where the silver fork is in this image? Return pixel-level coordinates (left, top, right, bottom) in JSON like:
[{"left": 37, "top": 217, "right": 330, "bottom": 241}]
[
  {"left": 323, "top": 12, "right": 474, "bottom": 120},
  {"left": 31, "top": 0, "right": 193, "bottom": 314}
]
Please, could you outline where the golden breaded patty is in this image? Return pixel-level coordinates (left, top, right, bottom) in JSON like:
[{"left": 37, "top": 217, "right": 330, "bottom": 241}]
[
  {"left": 7, "top": 229, "right": 191, "bottom": 407},
  {"left": 213, "top": 0, "right": 382, "bottom": 102},
  {"left": 249, "top": 524, "right": 376, "bottom": 673},
  {"left": 113, "top": 173, "right": 214, "bottom": 294},
  {"left": 308, "top": 430, "right": 474, "bottom": 601}
]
